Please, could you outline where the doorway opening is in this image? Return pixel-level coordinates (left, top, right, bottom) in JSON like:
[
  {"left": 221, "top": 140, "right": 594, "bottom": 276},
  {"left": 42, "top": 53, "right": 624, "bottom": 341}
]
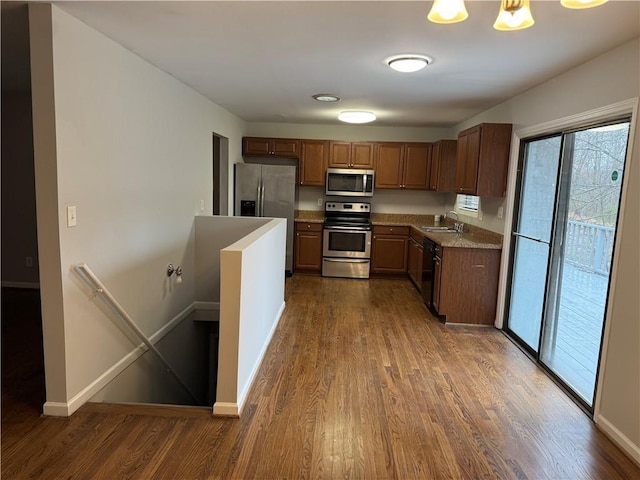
[
  {"left": 504, "top": 118, "right": 632, "bottom": 411},
  {"left": 212, "top": 133, "right": 229, "bottom": 216}
]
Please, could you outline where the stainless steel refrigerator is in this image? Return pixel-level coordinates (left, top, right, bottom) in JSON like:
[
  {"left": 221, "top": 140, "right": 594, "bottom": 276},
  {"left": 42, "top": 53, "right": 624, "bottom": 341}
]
[{"left": 234, "top": 163, "right": 296, "bottom": 273}]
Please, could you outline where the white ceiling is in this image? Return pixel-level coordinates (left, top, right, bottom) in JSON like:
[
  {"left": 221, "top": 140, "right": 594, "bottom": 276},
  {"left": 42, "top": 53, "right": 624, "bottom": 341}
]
[{"left": 17, "top": 1, "right": 640, "bottom": 127}]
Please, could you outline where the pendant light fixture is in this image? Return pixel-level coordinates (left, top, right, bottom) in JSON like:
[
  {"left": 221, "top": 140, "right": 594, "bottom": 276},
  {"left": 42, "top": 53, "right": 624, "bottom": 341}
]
[
  {"left": 427, "top": 0, "right": 610, "bottom": 29},
  {"left": 427, "top": 0, "right": 468, "bottom": 24},
  {"left": 493, "top": 0, "right": 534, "bottom": 31}
]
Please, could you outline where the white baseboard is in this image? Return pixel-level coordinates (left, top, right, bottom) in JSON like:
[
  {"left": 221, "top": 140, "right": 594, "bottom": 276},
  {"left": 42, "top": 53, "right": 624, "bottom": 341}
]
[
  {"left": 1, "top": 281, "right": 40, "bottom": 289},
  {"left": 234, "top": 300, "right": 286, "bottom": 416},
  {"left": 43, "top": 401, "right": 70, "bottom": 417},
  {"left": 595, "top": 413, "right": 640, "bottom": 465},
  {"left": 212, "top": 401, "right": 240, "bottom": 417},
  {"left": 46, "top": 302, "right": 196, "bottom": 417}
]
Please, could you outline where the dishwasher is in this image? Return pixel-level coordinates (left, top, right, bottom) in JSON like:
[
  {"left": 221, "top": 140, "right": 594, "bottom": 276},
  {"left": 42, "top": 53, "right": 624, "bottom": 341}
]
[{"left": 421, "top": 237, "right": 439, "bottom": 316}]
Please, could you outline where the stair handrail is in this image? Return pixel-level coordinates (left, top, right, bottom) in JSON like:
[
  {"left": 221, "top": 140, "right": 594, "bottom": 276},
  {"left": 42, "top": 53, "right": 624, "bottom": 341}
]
[{"left": 75, "top": 262, "right": 202, "bottom": 405}]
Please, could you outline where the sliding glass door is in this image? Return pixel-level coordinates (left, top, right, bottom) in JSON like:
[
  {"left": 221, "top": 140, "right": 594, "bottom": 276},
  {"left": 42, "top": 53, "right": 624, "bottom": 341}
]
[
  {"left": 506, "top": 135, "right": 562, "bottom": 352},
  {"left": 505, "top": 119, "right": 631, "bottom": 409}
]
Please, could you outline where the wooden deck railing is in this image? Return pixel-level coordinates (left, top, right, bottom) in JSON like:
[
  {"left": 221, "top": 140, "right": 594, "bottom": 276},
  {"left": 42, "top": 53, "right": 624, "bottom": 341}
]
[{"left": 565, "top": 220, "right": 615, "bottom": 275}]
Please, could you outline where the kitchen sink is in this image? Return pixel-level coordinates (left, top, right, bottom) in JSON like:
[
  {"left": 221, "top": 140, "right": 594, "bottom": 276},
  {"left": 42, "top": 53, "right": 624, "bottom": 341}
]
[{"left": 420, "top": 226, "right": 459, "bottom": 233}]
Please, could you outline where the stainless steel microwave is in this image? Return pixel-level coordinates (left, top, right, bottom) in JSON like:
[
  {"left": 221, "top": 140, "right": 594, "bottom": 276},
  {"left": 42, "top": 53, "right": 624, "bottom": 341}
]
[{"left": 325, "top": 168, "right": 374, "bottom": 197}]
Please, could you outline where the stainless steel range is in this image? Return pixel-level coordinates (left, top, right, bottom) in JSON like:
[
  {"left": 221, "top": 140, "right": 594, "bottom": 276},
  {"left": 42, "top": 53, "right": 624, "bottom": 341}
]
[{"left": 322, "top": 201, "right": 372, "bottom": 279}]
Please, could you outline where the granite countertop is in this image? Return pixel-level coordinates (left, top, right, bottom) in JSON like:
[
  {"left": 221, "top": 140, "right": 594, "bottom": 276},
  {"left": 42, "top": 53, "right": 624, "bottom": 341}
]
[
  {"left": 294, "top": 210, "right": 324, "bottom": 223},
  {"left": 295, "top": 210, "right": 503, "bottom": 249}
]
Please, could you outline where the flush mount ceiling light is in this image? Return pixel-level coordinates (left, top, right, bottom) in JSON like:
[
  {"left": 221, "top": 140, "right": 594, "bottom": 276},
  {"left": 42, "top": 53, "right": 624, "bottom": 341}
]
[
  {"left": 386, "top": 55, "right": 433, "bottom": 73},
  {"left": 312, "top": 94, "right": 340, "bottom": 102},
  {"left": 427, "top": 0, "right": 609, "bottom": 30},
  {"left": 337, "top": 111, "right": 377, "bottom": 124}
]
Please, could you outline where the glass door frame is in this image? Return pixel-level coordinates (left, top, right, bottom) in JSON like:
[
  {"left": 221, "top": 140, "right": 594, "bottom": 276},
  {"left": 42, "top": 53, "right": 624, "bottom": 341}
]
[
  {"left": 499, "top": 107, "right": 636, "bottom": 416},
  {"left": 502, "top": 132, "right": 564, "bottom": 359}
]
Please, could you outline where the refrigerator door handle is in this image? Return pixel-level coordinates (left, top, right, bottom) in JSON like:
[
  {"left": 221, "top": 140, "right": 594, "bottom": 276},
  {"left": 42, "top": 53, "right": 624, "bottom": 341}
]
[
  {"left": 255, "top": 180, "right": 261, "bottom": 217},
  {"left": 259, "top": 178, "right": 265, "bottom": 217}
]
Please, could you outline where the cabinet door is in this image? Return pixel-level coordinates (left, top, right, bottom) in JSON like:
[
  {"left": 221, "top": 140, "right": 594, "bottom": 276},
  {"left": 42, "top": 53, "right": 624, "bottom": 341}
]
[
  {"left": 272, "top": 138, "right": 300, "bottom": 157},
  {"left": 408, "top": 238, "right": 421, "bottom": 288},
  {"left": 294, "top": 224, "right": 323, "bottom": 272},
  {"left": 371, "top": 236, "right": 407, "bottom": 273},
  {"left": 403, "top": 143, "right": 431, "bottom": 189},
  {"left": 455, "top": 126, "right": 480, "bottom": 194},
  {"left": 475, "top": 123, "right": 512, "bottom": 197},
  {"left": 433, "top": 255, "right": 442, "bottom": 312},
  {"left": 329, "top": 141, "right": 351, "bottom": 168},
  {"left": 299, "top": 140, "right": 328, "bottom": 186},
  {"left": 375, "top": 143, "right": 404, "bottom": 189},
  {"left": 430, "top": 142, "right": 441, "bottom": 190},
  {"left": 431, "top": 140, "right": 457, "bottom": 192},
  {"left": 371, "top": 235, "right": 408, "bottom": 274},
  {"left": 243, "top": 137, "right": 271, "bottom": 156},
  {"left": 351, "top": 142, "right": 375, "bottom": 168}
]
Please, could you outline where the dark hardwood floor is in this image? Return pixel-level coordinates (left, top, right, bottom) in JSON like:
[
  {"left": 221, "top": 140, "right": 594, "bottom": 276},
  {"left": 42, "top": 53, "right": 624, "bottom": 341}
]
[{"left": 2, "top": 277, "right": 638, "bottom": 479}]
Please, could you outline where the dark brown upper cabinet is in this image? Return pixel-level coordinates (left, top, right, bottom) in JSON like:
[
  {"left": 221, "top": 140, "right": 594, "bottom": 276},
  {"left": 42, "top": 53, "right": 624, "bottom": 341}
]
[
  {"left": 375, "top": 142, "right": 431, "bottom": 190},
  {"left": 243, "top": 137, "right": 300, "bottom": 158},
  {"left": 455, "top": 123, "right": 512, "bottom": 197}
]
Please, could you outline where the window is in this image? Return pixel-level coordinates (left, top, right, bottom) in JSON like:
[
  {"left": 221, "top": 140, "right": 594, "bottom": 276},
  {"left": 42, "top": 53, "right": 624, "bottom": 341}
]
[{"left": 456, "top": 194, "right": 480, "bottom": 217}]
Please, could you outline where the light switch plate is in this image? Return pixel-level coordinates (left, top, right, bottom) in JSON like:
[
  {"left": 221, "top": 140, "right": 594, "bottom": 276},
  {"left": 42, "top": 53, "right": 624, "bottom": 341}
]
[{"left": 67, "top": 205, "right": 77, "bottom": 227}]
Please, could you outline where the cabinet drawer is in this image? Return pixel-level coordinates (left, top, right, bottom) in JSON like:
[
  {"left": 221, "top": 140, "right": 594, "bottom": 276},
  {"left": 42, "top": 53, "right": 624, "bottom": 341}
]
[
  {"left": 295, "top": 222, "right": 323, "bottom": 232},
  {"left": 373, "top": 225, "right": 410, "bottom": 236}
]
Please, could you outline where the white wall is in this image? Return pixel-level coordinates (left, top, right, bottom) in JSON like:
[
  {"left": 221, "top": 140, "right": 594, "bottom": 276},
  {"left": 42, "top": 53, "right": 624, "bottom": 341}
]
[
  {"left": 458, "top": 38, "right": 640, "bottom": 460},
  {"left": 194, "top": 215, "right": 270, "bottom": 304},
  {"left": 29, "top": 4, "right": 246, "bottom": 415},
  {"left": 215, "top": 219, "right": 287, "bottom": 416}
]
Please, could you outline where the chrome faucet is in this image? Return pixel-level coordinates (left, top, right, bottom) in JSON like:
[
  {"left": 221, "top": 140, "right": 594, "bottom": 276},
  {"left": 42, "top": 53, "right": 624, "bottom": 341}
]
[{"left": 445, "top": 210, "right": 464, "bottom": 233}]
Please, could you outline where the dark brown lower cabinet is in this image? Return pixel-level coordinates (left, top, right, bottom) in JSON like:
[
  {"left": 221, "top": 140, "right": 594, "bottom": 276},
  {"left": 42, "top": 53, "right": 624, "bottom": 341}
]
[
  {"left": 407, "top": 234, "right": 423, "bottom": 291},
  {"left": 433, "top": 246, "right": 501, "bottom": 325},
  {"left": 294, "top": 222, "right": 323, "bottom": 273},
  {"left": 371, "top": 225, "right": 409, "bottom": 275}
]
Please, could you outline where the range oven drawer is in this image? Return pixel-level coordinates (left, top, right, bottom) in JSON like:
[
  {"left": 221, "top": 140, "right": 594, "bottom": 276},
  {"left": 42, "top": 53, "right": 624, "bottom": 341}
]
[{"left": 322, "top": 258, "right": 370, "bottom": 279}]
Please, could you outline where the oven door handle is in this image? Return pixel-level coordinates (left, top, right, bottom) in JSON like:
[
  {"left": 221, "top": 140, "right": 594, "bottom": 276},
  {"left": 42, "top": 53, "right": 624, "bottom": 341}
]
[
  {"left": 323, "top": 225, "right": 370, "bottom": 231},
  {"left": 323, "top": 258, "right": 370, "bottom": 264}
]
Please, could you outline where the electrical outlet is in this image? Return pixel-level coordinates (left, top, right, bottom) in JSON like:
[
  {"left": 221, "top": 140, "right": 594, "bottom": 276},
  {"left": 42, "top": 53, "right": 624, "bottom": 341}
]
[
  {"left": 317, "top": 198, "right": 323, "bottom": 206},
  {"left": 25, "top": 256, "right": 33, "bottom": 268},
  {"left": 200, "top": 199, "right": 205, "bottom": 212},
  {"left": 67, "top": 205, "right": 77, "bottom": 227},
  {"left": 497, "top": 206, "right": 504, "bottom": 219}
]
